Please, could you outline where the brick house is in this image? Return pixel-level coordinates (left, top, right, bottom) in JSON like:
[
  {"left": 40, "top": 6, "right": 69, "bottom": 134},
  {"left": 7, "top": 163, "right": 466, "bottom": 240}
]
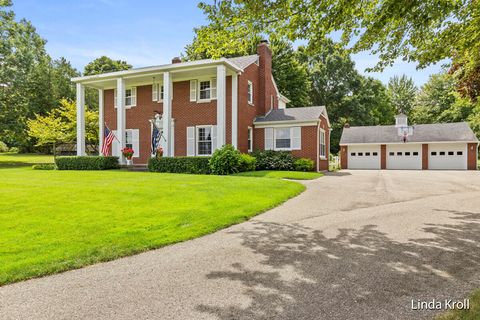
[{"left": 72, "top": 40, "right": 330, "bottom": 171}]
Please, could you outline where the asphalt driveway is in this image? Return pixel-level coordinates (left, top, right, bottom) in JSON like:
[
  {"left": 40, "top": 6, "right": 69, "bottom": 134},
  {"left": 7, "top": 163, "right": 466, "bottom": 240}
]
[{"left": 1, "top": 170, "right": 480, "bottom": 320}]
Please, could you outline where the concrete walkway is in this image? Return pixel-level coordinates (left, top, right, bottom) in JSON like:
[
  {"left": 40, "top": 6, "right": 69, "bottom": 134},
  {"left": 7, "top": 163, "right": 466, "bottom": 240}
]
[{"left": 1, "top": 170, "right": 480, "bottom": 320}]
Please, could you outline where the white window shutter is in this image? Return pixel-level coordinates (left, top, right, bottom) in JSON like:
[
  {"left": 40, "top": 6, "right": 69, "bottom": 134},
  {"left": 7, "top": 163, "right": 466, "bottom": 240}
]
[
  {"left": 111, "top": 130, "right": 119, "bottom": 156},
  {"left": 265, "top": 128, "right": 273, "bottom": 150},
  {"left": 152, "top": 84, "right": 158, "bottom": 102},
  {"left": 291, "top": 127, "right": 301, "bottom": 150},
  {"left": 131, "top": 87, "right": 137, "bottom": 107},
  {"left": 132, "top": 129, "right": 140, "bottom": 158},
  {"left": 211, "top": 78, "right": 217, "bottom": 99},
  {"left": 114, "top": 89, "right": 117, "bottom": 108},
  {"left": 187, "top": 126, "right": 195, "bottom": 156},
  {"left": 211, "top": 125, "right": 217, "bottom": 151},
  {"left": 190, "top": 80, "right": 197, "bottom": 102}
]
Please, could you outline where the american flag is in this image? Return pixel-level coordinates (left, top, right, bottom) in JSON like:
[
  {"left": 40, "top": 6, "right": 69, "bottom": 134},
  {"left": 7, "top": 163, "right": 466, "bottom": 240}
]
[
  {"left": 151, "top": 125, "right": 162, "bottom": 155},
  {"left": 102, "top": 126, "right": 116, "bottom": 156}
]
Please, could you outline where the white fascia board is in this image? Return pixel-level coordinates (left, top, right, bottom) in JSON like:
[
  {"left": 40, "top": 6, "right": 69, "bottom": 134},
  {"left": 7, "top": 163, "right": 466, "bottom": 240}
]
[
  {"left": 254, "top": 120, "right": 319, "bottom": 128},
  {"left": 71, "top": 58, "right": 243, "bottom": 83},
  {"left": 339, "top": 141, "right": 478, "bottom": 146}
]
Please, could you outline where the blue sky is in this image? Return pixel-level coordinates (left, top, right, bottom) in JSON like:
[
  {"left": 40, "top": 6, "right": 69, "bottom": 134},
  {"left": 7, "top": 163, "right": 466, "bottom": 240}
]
[{"left": 13, "top": 0, "right": 445, "bottom": 86}]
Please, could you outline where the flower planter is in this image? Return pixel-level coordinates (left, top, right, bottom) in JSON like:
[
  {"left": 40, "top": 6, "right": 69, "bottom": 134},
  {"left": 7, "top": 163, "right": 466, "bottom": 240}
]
[{"left": 126, "top": 158, "right": 133, "bottom": 166}]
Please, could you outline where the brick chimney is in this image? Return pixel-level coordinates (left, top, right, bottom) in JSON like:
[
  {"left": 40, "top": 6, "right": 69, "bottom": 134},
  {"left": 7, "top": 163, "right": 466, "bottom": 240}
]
[
  {"left": 171, "top": 57, "right": 182, "bottom": 64},
  {"left": 257, "top": 40, "right": 272, "bottom": 115}
]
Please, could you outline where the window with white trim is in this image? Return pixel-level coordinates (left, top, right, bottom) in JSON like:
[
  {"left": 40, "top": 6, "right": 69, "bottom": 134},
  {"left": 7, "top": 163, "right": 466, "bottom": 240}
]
[
  {"left": 197, "top": 126, "right": 213, "bottom": 155},
  {"left": 247, "top": 81, "right": 253, "bottom": 104},
  {"left": 197, "top": 78, "right": 216, "bottom": 101},
  {"left": 247, "top": 127, "right": 253, "bottom": 152},
  {"left": 125, "top": 130, "right": 133, "bottom": 149},
  {"left": 275, "top": 128, "right": 291, "bottom": 149},
  {"left": 319, "top": 129, "right": 326, "bottom": 158},
  {"left": 152, "top": 84, "right": 164, "bottom": 102},
  {"left": 114, "top": 87, "right": 137, "bottom": 108}
]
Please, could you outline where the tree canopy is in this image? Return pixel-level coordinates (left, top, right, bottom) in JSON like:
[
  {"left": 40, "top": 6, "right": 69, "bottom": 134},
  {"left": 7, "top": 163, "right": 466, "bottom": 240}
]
[
  {"left": 387, "top": 75, "right": 417, "bottom": 115},
  {"left": 84, "top": 56, "right": 132, "bottom": 76}
]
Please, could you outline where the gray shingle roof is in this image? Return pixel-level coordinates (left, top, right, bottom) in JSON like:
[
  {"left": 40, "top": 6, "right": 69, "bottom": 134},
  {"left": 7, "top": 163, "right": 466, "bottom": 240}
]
[
  {"left": 254, "top": 106, "right": 326, "bottom": 123},
  {"left": 227, "top": 55, "right": 259, "bottom": 69},
  {"left": 340, "top": 122, "right": 479, "bottom": 144}
]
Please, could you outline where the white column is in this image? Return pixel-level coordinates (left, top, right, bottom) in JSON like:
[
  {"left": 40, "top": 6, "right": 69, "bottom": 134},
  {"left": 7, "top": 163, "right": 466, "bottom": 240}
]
[
  {"left": 76, "top": 83, "right": 85, "bottom": 156},
  {"left": 116, "top": 78, "right": 126, "bottom": 164},
  {"left": 216, "top": 65, "right": 226, "bottom": 148},
  {"left": 231, "top": 73, "right": 238, "bottom": 149},
  {"left": 163, "top": 72, "right": 172, "bottom": 157},
  {"left": 98, "top": 89, "right": 104, "bottom": 155}
]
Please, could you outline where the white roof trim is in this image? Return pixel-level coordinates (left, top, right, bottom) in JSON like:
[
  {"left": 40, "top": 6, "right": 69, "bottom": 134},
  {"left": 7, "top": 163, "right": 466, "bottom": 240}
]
[
  {"left": 340, "top": 141, "right": 478, "bottom": 146},
  {"left": 72, "top": 58, "right": 243, "bottom": 83},
  {"left": 253, "top": 119, "right": 319, "bottom": 128}
]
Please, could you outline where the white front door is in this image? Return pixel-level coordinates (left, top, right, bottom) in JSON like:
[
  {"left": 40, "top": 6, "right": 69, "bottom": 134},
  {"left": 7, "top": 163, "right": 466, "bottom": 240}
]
[
  {"left": 428, "top": 143, "right": 467, "bottom": 170},
  {"left": 386, "top": 144, "right": 422, "bottom": 170},
  {"left": 348, "top": 145, "right": 381, "bottom": 169}
]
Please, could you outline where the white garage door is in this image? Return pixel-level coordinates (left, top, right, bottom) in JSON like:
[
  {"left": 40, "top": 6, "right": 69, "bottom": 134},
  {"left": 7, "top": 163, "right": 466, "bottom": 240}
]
[
  {"left": 386, "top": 144, "right": 422, "bottom": 170},
  {"left": 348, "top": 145, "right": 381, "bottom": 169},
  {"left": 428, "top": 143, "right": 467, "bottom": 170}
]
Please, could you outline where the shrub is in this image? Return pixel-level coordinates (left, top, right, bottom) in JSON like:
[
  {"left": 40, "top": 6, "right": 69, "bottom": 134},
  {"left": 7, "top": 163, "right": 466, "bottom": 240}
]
[
  {"left": 238, "top": 154, "right": 256, "bottom": 172},
  {"left": 148, "top": 156, "right": 211, "bottom": 174},
  {"left": 32, "top": 163, "right": 56, "bottom": 170},
  {"left": 209, "top": 144, "right": 242, "bottom": 175},
  {"left": 294, "top": 158, "right": 315, "bottom": 171},
  {"left": 9, "top": 147, "right": 19, "bottom": 153},
  {"left": 251, "top": 150, "right": 295, "bottom": 170},
  {"left": 55, "top": 156, "right": 119, "bottom": 170},
  {"left": 0, "top": 141, "right": 8, "bottom": 153}
]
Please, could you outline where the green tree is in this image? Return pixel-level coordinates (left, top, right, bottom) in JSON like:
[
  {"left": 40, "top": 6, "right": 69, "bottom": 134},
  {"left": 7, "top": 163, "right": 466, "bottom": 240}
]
[
  {"left": 387, "top": 75, "right": 417, "bottom": 115},
  {"left": 84, "top": 56, "right": 132, "bottom": 76},
  {"left": 51, "top": 57, "right": 80, "bottom": 102},
  {"left": 27, "top": 99, "right": 98, "bottom": 155}
]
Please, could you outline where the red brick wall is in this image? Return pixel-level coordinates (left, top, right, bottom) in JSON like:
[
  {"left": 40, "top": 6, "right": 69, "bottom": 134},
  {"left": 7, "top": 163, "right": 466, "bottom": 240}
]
[
  {"left": 381, "top": 145, "right": 386, "bottom": 169},
  {"left": 340, "top": 145, "right": 348, "bottom": 169},
  {"left": 467, "top": 143, "right": 478, "bottom": 170},
  {"left": 422, "top": 144, "right": 429, "bottom": 170}
]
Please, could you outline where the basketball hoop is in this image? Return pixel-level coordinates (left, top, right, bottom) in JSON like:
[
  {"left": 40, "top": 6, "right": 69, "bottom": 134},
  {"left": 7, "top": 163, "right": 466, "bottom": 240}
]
[{"left": 398, "top": 126, "right": 414, "bottom": 143}]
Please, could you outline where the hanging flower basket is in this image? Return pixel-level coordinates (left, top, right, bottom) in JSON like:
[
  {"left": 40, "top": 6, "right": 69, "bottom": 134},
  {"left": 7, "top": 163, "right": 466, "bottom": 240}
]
[{"left": 122, "top": 147, "right": 134, "bottom": 165}]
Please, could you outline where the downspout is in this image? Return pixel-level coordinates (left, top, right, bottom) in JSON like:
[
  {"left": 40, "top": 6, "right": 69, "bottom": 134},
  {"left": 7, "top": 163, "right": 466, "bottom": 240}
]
[{"left": 329, "top": 127, "right": 332, "bottom": 171}]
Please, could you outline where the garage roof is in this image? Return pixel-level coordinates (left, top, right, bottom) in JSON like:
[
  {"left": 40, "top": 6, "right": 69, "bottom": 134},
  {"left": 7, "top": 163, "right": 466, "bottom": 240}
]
[
  {"left": 340, "top": 122, "right": 479, "bottom": 145},
  {"left": 254, "top": 106, "right": 326, "bottom": 123}
]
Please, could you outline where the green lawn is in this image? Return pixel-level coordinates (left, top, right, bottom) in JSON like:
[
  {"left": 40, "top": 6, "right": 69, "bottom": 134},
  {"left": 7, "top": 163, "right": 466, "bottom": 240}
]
[
  {"left": 0, "top": 165, "right": 304, "bottom": 286},
  {"left": 435, "top": 289, "right": 480, "bottom": 320},
  {"left": 0, "top": 153, "right": 53, "bottom": 167},
  {"left": 233, "top": 170, "right": 323, "bottom": 180}
]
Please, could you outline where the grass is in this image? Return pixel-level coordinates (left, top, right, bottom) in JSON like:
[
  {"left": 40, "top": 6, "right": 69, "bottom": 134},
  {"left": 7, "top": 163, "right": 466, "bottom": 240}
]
[
  {"left": 0, "top": 165, "right": 304, "bottom": 286},
  {"left": 435, "top": 289, "right": 480, "bottom": 320},
  {"left": 0, "top": 153, "right": 53, "bottom": 167},
  {"left": 233, "top": 170, "right": 323, "bottom": 180}
]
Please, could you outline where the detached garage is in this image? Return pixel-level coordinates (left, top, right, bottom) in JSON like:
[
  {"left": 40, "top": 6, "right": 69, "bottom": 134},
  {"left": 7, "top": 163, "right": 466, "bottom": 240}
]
[{"left": 339, "top": 114, "right": 478, "bottom": 170}]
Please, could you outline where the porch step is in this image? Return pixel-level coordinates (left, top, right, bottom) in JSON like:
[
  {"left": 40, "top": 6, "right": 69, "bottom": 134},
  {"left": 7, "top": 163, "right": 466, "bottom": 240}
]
[{"left": 121, "top": 164, "right": 149, "bottom": 172}]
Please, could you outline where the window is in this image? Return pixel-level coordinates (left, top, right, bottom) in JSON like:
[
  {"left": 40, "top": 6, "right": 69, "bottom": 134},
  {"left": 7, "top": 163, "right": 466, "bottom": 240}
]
[
  {"left": 125, "top": 130, "right": 133, "bottom": 149},
  {"left": 275, "top": 128, "right": 290, "bottom": 149},
  {"left": 358, "top": 152, "right": 363, "bottom": 156},
  {"left": 114, "top": 87, "right": 136, "bottom": 107},
  {"left": 413, "top": 152, "right": 419, "bottom": 156},
  {"left": 457, "top": 151, "right": 463, "bottom": 155},
  {"left": 431, "top": 152, "right": 437, "bottom": 156},
  {"left": 152, "top": 84, "right": 164, "bottom": 102},
  {"left": 199, "top": 80, "right": 211, "bottom": 100},
  {"left": 365, "top": 152, "right": 371, "bottom": 156},
  {"left": 319, "top": 129, "right": 326, "bottom": 158},
  {"left": 405, "top": 152, "right": 411, "bottom": 156},
  {"left": 351, "top": 152, "right": 356, "bottom": 156},
  {"left": 373, "top": 152, "right": 378, "bottom": 156},
  {"left": 397, "top": 152, "right": 402, "bottom": 156},
  {"left": 247, "top": 127, "right": 253, "bottom": 152},
  {"left": 247, "top": 81, "right": 253, "bottom": 104},
  {"left": 448, "top": 151, "right": 454, "bottom": 155},
  {"left": 389, "top": 152, "right": 394, "bottom": 156},
  {"left": 440, "top": 151, "right": 445, "bottom": 156},
  {"left": 197, "top": 127, "right": 212, "bottom": 155}
]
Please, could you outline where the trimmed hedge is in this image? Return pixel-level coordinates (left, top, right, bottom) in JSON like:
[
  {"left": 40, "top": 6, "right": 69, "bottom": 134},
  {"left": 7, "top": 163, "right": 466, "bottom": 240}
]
[
  {"left": 210, "top": 145, "right": 242, "bottom": 175},
  {"left": 32, "top": 163, "right": 56, "bottom": 170},
  {"left": 55, "top": 156, "right": 119, "bottom": 170},
  {"left": 238, "top": 153, "right": 256, "bottom": 172},
  {"left": 250, "top": 150, "right": 296, "bottom": 171},
  {"left": 294, "top": 158, "right": 315, "bottom": 172},
  {"left": 148, "top": 156, "right": 211, "bottom": 174}
]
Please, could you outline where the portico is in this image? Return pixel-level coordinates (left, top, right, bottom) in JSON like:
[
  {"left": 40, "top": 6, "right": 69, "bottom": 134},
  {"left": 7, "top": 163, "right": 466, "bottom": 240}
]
[{"left": 73, "top": 59, "right": 242, "bottom": 164}]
